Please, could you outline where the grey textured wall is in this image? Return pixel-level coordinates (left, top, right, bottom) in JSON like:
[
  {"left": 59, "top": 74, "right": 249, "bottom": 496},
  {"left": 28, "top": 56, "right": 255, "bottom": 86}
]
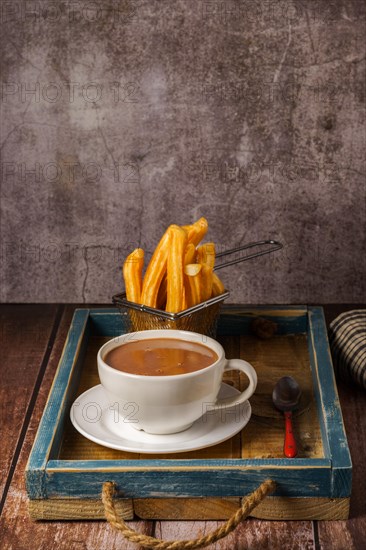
[{"left": 1, "top": 1, "right": 365, "bottom": 304}]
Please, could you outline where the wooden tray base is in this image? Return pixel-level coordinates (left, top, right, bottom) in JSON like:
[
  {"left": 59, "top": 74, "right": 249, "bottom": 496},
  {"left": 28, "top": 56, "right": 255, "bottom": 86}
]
[
  {"left": 29, "top": 496, "right": 350, "bottom": 521},
  {"left": 59, "top": 333, "right": 324, "bottom": 461},
  {"left": 26, "top": 307, "right": 352, "bottom": 522}
]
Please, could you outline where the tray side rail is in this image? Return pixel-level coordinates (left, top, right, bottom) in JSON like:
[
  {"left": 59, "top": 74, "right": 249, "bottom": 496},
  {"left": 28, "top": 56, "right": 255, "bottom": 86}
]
[
  {"left": 44, "top": 458, "right": 332, "bottom": 499},
  {"left": 307, "top": 307, "right": 352, "bottom": 498},
  {"left": 217, "top": 305, "right": 308, "bottom": 336},
  {"left": 25, "top": 309, "right": 91, "bottom": 498}
]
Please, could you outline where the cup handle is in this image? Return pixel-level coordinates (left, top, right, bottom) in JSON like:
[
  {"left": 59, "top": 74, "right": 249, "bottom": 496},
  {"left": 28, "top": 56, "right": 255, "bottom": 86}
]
[{"left": 213, "top": 359, "right": 257, "bottom": 410}]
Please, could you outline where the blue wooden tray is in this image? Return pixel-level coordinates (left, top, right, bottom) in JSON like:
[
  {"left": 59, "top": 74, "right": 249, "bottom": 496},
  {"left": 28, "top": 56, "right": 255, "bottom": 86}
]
[{"left": 26, "top": 306, "right": 352, "bottom": 520}]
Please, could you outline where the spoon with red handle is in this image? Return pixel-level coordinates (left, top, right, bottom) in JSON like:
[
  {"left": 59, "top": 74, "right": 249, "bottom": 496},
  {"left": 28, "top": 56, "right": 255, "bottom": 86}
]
[{"left": 272, "top": 376, "right": 301, "bottom": 458}]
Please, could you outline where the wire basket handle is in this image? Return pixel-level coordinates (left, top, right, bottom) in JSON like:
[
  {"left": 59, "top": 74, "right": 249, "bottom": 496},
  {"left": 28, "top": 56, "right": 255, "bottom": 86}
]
[{"left": 214, "top": 239, "right": 283, "bottom": 271}]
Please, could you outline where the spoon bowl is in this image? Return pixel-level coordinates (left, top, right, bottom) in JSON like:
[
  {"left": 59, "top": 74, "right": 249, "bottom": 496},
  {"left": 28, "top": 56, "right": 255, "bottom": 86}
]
[{"left": 272, "top": 376, "right": 302, "bottom": 412}]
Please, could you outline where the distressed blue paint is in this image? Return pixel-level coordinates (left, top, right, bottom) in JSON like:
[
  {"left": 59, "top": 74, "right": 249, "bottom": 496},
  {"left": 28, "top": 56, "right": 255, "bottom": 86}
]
[
  {"left": 46, "top": 457, "right": 330, "bottom": 469},
  {"left": 25, "top": 469, "right": 47, "bottom": 499},
  {"left": 26, "top": 306, "right": 352, "bottom": 502},
  {"left": 90, "top": 310, "right": 126, "bottom": 337},
  {"left": 218, "top": 305, "right": 308, "bottom": 335},
  {"left": 332, "top": 466, "right": 353, "bottom": 498},
  {"left": 308, "top": 307, "right": 352, "bottom": 498},
  {"left": 25, "top": 309, "right": 90, "bottom": 497},
  {"left": 44, "top": 466, "right": 331, "bottom": 499},
  {"left": 307, "top": 313, "right": 332, "bottom": 459},
  {"left": 48, "top": 324, "right": 92, "bottom": 460},
  {"left": 89, "top": 306, "right": 308, "bottom": 337}
]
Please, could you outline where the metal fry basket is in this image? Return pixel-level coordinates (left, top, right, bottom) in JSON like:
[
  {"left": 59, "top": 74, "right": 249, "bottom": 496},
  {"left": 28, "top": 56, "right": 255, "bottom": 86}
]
[
  {"left": 112, "top": 291, "right": 230, "bottom": 338},
  {"left": 113, "top": 239, "right": 283, "bottom": 337}
]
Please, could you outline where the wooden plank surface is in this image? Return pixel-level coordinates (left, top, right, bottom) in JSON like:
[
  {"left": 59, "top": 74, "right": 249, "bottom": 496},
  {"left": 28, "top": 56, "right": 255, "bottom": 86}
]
[
  {"left": 26, "top": 495, "right": 350, "bottom": 522},
  {"left": 317, "top": 382, "right": 366, "bottom": 550},
  {"left": 0, "top": 305, "right": 59, "bottom": 502},
  {"left": 58, "top": 332, "right": 322, "bottom": 463},
  {"left": 154, "top": 519, "right": 316, "bottom": 550},
  {"left": 135, "top": 496, "right": 349, "bottom": 521},
  {"left": 239, "top": 333, "right": 323, "bottom": 459},
  {"left": 28, "top": 497, "right": 134, "bottom": 521},
  {"left": 1, "top": 304, "right": 365, "bottom": 550}
]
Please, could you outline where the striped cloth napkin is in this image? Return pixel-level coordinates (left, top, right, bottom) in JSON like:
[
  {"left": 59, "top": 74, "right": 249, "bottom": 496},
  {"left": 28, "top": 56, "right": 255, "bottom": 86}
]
[{"left": 329, "top": 310, "right": 366, "bottom": 390}]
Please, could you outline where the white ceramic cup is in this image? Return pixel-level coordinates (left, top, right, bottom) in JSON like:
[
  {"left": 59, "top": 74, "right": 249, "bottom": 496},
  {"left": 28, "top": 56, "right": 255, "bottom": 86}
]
[{"left": 97, "top": 329, "right": 257, "bottom": 435}]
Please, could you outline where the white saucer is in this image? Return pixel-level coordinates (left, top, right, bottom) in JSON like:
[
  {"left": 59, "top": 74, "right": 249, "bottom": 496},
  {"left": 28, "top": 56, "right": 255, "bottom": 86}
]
[{"left": 70, "top": 383, "right": 251, "bottom": 454}]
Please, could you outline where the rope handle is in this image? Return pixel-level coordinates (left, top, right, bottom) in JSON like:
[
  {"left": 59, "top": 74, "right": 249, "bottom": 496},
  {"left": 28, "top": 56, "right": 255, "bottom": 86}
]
[{"left": 102, "top": 479, "right": 276, "bottom": 549}]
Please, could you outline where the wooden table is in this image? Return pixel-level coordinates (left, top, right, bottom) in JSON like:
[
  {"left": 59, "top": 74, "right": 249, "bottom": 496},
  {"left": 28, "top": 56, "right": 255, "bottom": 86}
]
[{"left": 1, "top": 304, "right": 365, "bottom": 550}]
